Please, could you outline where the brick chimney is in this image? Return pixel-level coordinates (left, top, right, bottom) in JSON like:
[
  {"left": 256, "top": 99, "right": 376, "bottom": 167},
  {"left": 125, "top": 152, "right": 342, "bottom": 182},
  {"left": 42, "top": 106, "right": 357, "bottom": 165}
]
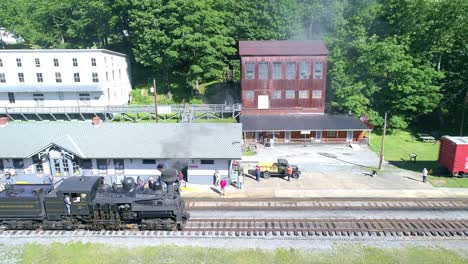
[
  {"left": 92, "top": 116, "right": 101, "bottom": 127},
  {"left": 0, "top": 117, "right": 8, "bottom": 127}
]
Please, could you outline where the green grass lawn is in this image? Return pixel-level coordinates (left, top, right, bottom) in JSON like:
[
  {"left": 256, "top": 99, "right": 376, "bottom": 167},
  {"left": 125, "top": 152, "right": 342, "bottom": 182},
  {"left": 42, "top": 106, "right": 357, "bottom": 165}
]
[
  {"left": 242, "top": 149, "right": 257, "bottom": 156},
  {"left": 17, "top": 242, "right": 468, "bottom": 264},
  {"left": 369, "top": 130, "right": 468, "bottom": 187}
]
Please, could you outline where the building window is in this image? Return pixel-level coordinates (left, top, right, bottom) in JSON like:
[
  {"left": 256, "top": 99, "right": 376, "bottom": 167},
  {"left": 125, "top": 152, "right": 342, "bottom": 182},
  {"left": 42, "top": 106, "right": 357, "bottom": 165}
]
[
  {"left": 259, "top": 62, "right": 268, "bottom": 80},
  {"left": 273, "top": 62, "right": 282, "bottom": 80},
  {"left": 300, "top": 61, "right": 310, "bottom": 79},
  {"left": 33, "top": 93, "right": 45, "bottom": 106},
  {"left": 106, "top": 72, "right": 109, "bottom": 81},
  {"left": 312, "top": 90, "right": 322, "bottom": 99},
  {"left": 35, "top": 58, "right": 40, "bottom": 67},
  {"left": 119, "top": 69, "right": 121, "bottom": 79},
  {"left": 54, "top": 58, "right": 59, "bottom": 67},
  {"left": 92, "top": 72, "right": 99, "bottom": 82},
  {"left": 112, "top": 70, "right": 114, "bottom": 80},
  {"left": 286, "top": 62, "right": 296, "bottom": 80},
  {"left": 97, "top": 159, "right": 107, "bottom": 175},
  {"left": 16, "top": 58, "right": 22, "bottom": 67},
  {"left": 285, "top": 90, "right": 295, "bottom": 99},
  {"left": 314, "top": 61, "right": 323, "bottom": 79},
  {"left": 114, "top": 159, "right": 124, "bottom": 174},
  {"left": 245, "top": 62, "right": 254, "bottom": 80},
  {"left": 36, "top": 73, "right": 43, "bottom": 82},
  {"left": 0, "top": 59, "right": 3, "bottom": 67},
  {"left": 201, "top": 160, "right": 214, "bottom": 165},
  {"left": 327, "top": 131, "right": 336, "bottom": 137},
  {"left": 72, "top": 58, "right": 78, "bottom": 67},
  {"left": 8, "top": 92, "right": 15, "bottom": 103},
  {"left": 0, "top": 73, "right": 5, "bottom": 83},
  {"left": 79, "top": 93, "right": 90, "bottom": 104},
  {"left": 245, "top": 90, "right": 254, "bottom": 100},
  {"left": 55, "top": 72, "right": 62, "bottom": 83},
  {"left": 74, "top": 72, "right": 80, "bottom": 82},
  {"left": 58, "top": 92, "right": 64, "bottom": 101},
  {"left": 299, "top": 90, "right": 309, "bottom": 99},
  {"left": 91, "top": 58, "right": 96, "bottom": 66},
  {"left": 142, "top": 159, "right": 156, "bottom": 164},
  {"left": 13, "top": 159, "right": 24, "bottom": 169},
  {"left": 272, "top": 90, "right": 282, "bottom": 99},
  {"left": 18, "top": 73, "right": 24, "bottom": 82}
]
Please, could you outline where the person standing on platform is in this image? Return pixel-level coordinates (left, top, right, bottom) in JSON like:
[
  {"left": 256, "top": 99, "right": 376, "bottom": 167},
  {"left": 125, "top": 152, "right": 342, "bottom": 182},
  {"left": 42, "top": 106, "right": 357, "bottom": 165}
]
[
  {"left": 287, "top": 166, "right": 293, "bottom": 182},
  {"left": 422, "top": 168, "right": 428, "bottom": 183},
  {"left": 220, "top": 178, "right": 227, "bottom": 196},
  {"left": 255, "top": 164, "right": 261, "bottom": 182},
  {"left": 214, "top": 170, "right": 220, "bottom": 186}
]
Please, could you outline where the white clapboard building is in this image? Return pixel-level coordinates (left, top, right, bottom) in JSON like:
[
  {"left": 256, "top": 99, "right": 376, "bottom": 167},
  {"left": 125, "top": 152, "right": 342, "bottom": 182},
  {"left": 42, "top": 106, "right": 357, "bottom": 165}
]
[
  {"left": 0, "top": 118, "right": 242, "bottom": 185},
  {"left": 0, "top": 49, "right": 131, "bottom": 107}
]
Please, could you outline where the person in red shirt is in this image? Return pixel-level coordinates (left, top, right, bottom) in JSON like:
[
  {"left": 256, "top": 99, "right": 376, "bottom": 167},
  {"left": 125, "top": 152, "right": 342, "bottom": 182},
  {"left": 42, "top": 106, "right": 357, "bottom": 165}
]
[
  {"left": 287, "top": 166, "right": 293, "bottom": 182},
  {"left": 255, "top": 164, "right": 261, "bottom": 182},
  {"left": 220, "top": 178, "right": 227, "bottom": 196}
]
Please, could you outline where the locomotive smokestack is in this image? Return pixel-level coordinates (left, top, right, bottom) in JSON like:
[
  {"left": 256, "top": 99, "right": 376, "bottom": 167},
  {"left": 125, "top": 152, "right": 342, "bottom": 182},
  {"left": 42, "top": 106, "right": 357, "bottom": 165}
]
[{"left": 160, "top": 169, "right": 179, "bottom": 194}]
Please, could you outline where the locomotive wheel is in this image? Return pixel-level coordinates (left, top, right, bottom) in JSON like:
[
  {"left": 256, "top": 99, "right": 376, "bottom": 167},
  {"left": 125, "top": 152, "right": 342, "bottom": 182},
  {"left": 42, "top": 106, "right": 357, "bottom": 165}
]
[
  {"left": 292, "top": 172, "right": 300, "bottom": 179},
  {"left": 262, "top": 171, "right": 271, "bottom": 179}
]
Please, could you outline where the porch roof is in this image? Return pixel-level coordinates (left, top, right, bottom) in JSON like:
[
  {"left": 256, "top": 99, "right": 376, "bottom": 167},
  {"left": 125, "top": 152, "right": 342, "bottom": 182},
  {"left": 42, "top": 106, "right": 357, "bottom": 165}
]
[
  {"left": 0, "top": 84, "right": 103, "bottom": 93},
  {"left": 240, "top": 114, "right": 370, "bottom": 131},
  {"left": 0, "top": 122, "right": 242, "bottom": 159}
]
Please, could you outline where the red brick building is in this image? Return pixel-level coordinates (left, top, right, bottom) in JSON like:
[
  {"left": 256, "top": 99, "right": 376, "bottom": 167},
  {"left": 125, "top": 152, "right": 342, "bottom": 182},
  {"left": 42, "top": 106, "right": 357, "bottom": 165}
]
[{"left": 239, "top": 40, "right": 371, "bottom": 144}]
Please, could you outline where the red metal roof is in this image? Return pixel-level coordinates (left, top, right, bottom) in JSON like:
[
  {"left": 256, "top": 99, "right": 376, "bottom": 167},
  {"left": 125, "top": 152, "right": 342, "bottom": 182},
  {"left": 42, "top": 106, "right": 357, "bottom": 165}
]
[{"left": 239, "top": 40, "right": 328, "bottom": 56}]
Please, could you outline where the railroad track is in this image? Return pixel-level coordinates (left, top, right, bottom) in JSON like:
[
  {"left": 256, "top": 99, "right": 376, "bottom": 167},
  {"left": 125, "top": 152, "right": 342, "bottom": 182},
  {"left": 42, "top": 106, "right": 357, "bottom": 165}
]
[
  {"left": 186, "top": 198, "right": 468, "bottom": 211},
  {"left": 1, "top": 218, "right": 468, "bottom": 238}
]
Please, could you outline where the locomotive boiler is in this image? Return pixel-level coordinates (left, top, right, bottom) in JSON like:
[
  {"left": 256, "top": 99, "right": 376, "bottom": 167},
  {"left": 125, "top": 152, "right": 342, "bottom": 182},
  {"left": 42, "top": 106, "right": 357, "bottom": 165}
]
[{"left": 0, "top": 169, "right": 189, "bottom": 230}]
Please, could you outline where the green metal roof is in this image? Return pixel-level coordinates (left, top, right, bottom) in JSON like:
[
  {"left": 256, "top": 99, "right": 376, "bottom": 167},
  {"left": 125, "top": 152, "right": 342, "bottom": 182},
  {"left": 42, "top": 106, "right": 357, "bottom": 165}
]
[{"left": 0, "top": 122, "right": 242, "bottom": 159}]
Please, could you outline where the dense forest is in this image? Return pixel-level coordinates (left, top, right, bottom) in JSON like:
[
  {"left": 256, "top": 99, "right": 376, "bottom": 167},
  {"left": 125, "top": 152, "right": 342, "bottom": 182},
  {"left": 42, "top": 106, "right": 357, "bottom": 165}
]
[{"left": 0, "top": 0, "right": 467, "bottom": 131}]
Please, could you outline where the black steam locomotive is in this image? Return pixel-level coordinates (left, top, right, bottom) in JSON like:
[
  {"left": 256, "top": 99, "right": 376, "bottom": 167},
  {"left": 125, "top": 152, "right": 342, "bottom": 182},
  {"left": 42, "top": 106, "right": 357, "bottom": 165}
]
[{"left": 0, "top": 169, "right": 189, "bottom": 231}]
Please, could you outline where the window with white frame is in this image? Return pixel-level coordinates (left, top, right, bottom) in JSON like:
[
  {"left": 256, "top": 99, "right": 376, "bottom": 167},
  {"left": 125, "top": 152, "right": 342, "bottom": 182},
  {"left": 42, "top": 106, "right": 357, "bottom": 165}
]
[
  {"left": 201, "top": 160, "right": 214, "bottom": 165},
  {"left": 72, "top": 58, "right": 78, "bottom": 67},
  {"left": 0, "top": 73, "right": 5, "bottom": 83},
  {"left": 35, "top": 58, "right": 40, "bottom": 67},
  {"left": 114, "top": 159, "right": 124, "bottom": 174},
  {"left": 272, "top": 90, "right": 282, "bottom": 99},
  {"left": 259, "top": 62, "right": 268, "bottom": 80},
  {"left": 273, "top": 62, "right": 282, "bottom": 79},
  {"left": 18, "top": 73, "right": 24, "bottom": 82},
  {"left": 53, "top": 58, "right": 59, "bottom": 67},
  {"left": 55, "top": 72, "right": 62, "bottom": 83},
  {"left": 92, "top": 72, "right": 99, "bottom": 82},
  {"left": 285, "top": 90, "right": 295, "bottom": 99},
  {"left": 327, "top": 131, "right": 336, "bottom": 137},
  {"left": 245, "top": 90, "right": 254, "bottom": 100},
  {"left": 91, "top": 58, "right": 96, "bottom": 66},
  {"left": 8, "top": 92, "right": 15, "bottom": 103},
  {"left": 97, "top": 159, "right": 107, "bottom": 175},
  {"left": 299, "top": 90, "right": 309, "bottom": 99},
  {"left": 16, "top": 58, "right": 22, "bottom": 67},
  {"left": 245, "top": 62, "right": 254, "bottom": 80},
  {"left": 300, "top": 61, "right": 310, "bottom": 79},
  {"left": 286, "top": 62, "right": 296, "bottom": 79},
  {"left": 36, "top": 73, "right": 43, "bottom": 82},
  {"left": 74, "top": 72, "right": 80, "bottom": 82},
  {"left": 0, "top": 58, "right": 3, "bottom": 67},
  {"left": 79, "top": 93, "right": 91, "bottom": 105},
  {"left": 33, "top": 93, "right": 45, "bottom": 106},
  {"left": 314, "top": 61, "right": 323, "bottom": 79},
  {"left": 312, "top": 90, "right": 322, "bottom": 99}
]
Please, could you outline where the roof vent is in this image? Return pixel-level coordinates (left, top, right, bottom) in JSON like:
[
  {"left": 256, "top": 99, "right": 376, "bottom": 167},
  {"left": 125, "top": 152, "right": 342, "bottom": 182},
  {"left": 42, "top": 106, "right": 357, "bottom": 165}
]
[
  {"left": 0, "top": 117, "right": 8, "bottom": 127},
  {"left": 92, "top": 116, "right": 101, "bottom": 127}
]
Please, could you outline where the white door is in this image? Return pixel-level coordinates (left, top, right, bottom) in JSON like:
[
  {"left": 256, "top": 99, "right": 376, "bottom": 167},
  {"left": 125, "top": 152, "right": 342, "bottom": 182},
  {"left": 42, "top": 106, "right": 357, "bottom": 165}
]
[
  {"left": 347, "top": 131, "right": 353, "bottom": 142},
  {"left": 257, "top": 95, "right": 269, "bottom": 109},
  {"left": 316, "top": 131, "right": 322, "bottom": 142},
  {"left": 285, "top": 131, "right": 291, "bottom": 143}
]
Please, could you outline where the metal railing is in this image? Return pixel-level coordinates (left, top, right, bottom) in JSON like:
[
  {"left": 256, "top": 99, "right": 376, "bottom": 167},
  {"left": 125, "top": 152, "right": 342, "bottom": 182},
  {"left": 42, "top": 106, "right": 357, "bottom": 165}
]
[{"left": 0, "top": 104, "right": 242, "bottom": 114}]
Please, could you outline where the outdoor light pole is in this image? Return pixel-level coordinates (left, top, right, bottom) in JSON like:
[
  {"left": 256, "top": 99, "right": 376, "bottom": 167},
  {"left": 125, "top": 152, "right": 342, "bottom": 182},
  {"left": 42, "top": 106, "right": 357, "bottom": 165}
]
[
  {"left": 153, "top": 78, "right": 158, "bottom": 123},
  {"left": 378, "top": 112, "right": 387, "bottom": 170}
]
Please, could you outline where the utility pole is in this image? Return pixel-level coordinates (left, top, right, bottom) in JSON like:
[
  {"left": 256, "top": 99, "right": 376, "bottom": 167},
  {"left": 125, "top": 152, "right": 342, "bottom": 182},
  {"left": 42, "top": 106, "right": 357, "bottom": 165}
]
[
  {"left": 153, "top": 78, "right": 158, "bottom": 123},
  {"left": 378, "top": 112, "right": 387, "bottom": 170},
  {"left": 460, "top": 87, "right": 468, "bottom": 136}
]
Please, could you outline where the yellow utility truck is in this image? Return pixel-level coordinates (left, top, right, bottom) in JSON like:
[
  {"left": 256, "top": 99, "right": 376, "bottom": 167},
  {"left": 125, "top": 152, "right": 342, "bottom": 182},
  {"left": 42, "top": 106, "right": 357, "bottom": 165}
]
[{"left": 258, "top": 159, "right": 301, "bottom": 179}]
